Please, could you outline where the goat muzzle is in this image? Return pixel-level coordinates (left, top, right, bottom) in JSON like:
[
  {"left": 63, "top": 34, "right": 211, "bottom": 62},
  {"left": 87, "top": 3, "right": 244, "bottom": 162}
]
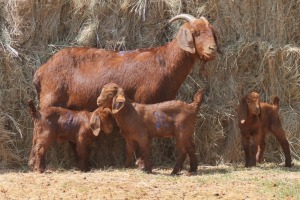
[{"left": 255, "top": 107, "right": 260, "bottom": 115}]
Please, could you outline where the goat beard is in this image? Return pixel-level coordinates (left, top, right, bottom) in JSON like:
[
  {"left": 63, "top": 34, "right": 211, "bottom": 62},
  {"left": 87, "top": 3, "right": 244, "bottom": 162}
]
[{"left": 199, "top": 61, "right": 208, "bottom": 80}]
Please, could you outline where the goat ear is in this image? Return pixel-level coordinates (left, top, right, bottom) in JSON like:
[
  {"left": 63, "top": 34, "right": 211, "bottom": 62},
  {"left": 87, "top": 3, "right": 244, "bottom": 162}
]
[
  {"left": 112, "top": 91, "right": 125, "bottom": 114},
  {"left": 237, "top": 97, "right": 247, "bottom": 124},
  {"left": 176, "top": 26, "right": 195, "bottom": 53},
  {"left": 89, "top": 112, "right": 101, "bottom": 136}
]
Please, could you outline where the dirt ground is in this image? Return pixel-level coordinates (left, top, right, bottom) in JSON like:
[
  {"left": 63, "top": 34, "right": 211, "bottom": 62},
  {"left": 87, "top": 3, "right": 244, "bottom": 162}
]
[{"left": 0, "top": 163, "right": 299, "bottom": 200}]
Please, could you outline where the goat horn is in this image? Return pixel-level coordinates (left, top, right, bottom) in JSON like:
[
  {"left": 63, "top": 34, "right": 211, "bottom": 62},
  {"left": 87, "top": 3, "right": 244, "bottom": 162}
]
[{"left": 169, "top": 14, "right": 197, "bottom": 23}]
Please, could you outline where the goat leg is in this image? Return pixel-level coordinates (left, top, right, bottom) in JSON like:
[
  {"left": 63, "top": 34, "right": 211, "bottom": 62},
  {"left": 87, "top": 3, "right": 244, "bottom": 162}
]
[
  {"left": 28, "top": 146, "right": 37, "bottom": 171},
  {"left": 171, "top": 152, "right": 187, "bottom": 175},
  {"left": 138, "top": 139, "right": 152, "bottom": 173},
  {"left": 250, "top": 144, "right": 258, "bottom": 167},
  {"left": 69, "top": 142, "right": 79, "bottom": 163},
  {"left": 36, "top": 145, "right": 47, "bottom": 173},
  {"left": 250, "top": 133, "right": 262, "bottom": 167},
  {"left": 133, "top": 142, "right": 145, "bottom": 170},
  {"left": 256, "top": 134, "right": 266, "bottom": 163},
  {"left": 124, "top": 139, "right": 135, "bottom": 168},
  {"left": 241, "top": 135, "right": 252, "bottom": 167},
  {"left": 172, "top": 141, "right": 187, "bottom": 174},
  {"left": 281, "top": 139, "right": 292, "bottom": 167},
  {"left": 76, "top": 143, "right": 90, "bottom": 172},
  {"left": 271, "top": 127, "right": 292, "bottom": 167},
  {"left": 186, "top": 139, "right": 197, "bottom": 173}
]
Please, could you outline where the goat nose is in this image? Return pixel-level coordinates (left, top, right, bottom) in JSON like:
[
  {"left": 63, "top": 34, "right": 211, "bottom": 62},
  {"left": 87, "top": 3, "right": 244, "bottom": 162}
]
[
  {"left": 209, "top": 46, "right": 216, "bottom": 52},
  {"left": 97, "top": 100, "right": 101, "bottom": 106},
  {"left": 255, "top": 107, "right": 260, "bottom": 113}
]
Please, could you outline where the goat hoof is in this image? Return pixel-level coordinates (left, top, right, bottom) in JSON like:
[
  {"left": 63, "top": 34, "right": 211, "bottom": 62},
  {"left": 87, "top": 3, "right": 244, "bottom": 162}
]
[
  {"left": 142, "top": 166, "right": 152, "bottom": 174},
  {"left": 80, "top": 169, "right": 91, "bottom": 172},
  {"left": 38, "top": 168, "right": 45, "bottom": 173},
  {"left": 143, "top": 170, "right": 152, "bottom": 174},
  {"left": 171, "top": 170, "right": 182, "bottom": 175},
  {"left": 186, "top": 171, "right": 197, "bottom": 176},
  {"left": 285, "top": 162, "right": 292, "bottom": 168}
]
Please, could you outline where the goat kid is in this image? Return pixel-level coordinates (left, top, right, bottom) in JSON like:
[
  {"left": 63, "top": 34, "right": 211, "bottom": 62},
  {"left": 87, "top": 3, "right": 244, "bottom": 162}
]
[
  {"left": 97, "top": 83, "right": 205, "bottom": 175},
  {"left": 237, "top": 92, "right": 292, "bottom": 167},
  {"left": 27, "top": 100, "right": 114, "bottom": 173}
]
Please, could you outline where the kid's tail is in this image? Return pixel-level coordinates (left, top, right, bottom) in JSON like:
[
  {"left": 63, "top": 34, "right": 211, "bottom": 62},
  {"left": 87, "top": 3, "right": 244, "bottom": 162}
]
[
  {"left": 27, "top": 100, "right": 38, "bottom": 119},
  {"left": 272, "top": 96, "right": 279, "bottom": 111},
  {"left": 190, "top": 89, "right": 205, "bottom": 112}
]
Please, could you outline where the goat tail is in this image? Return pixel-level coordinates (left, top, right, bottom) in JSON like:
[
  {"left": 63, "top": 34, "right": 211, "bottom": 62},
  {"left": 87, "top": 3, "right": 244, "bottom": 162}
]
[
  {"left": 272, "top": 96, "right": 279, "bottom": 111},
  {"left": 27, "top": 100, "right": 38, "bottom": 119},
  {"left": 190, "top": 89, "right": 205, "bottom": 112}
]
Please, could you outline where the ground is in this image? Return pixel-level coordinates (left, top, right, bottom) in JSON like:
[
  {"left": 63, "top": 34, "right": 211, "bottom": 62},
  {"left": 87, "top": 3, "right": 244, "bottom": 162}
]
[{"left": 0, "top": 163, "right": 299, "bottom": 199}]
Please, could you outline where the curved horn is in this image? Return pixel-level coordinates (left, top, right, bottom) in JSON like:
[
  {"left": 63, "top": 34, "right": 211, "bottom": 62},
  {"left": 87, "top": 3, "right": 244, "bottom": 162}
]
[{"left": 169, "top": 14, "right": 197, "bottom": 23}]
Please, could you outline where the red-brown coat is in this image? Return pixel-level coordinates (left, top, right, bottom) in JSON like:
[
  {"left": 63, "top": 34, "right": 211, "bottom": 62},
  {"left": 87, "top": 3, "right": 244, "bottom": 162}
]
[
  {"left": 33, "top": 14, "right": 219, "bottom": 111},
  {"left": 237, "top": 92, "right": 292, "bottom": 167},
  {"left": 97, "top": 83, "right": 205, "bottom": 174},
  {"left": 27, "top": 100, "right": 114, "bottom": 173}
]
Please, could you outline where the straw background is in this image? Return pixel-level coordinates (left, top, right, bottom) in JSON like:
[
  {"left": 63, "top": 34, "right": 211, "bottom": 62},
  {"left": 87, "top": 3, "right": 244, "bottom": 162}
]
[{"left": 0, "top": 0, "right": 299, "bottom": 169}]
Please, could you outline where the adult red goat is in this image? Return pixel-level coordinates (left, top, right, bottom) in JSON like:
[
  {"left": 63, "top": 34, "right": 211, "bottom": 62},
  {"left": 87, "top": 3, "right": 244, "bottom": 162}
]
[{"left": 33, "top": 14, "right": 219, "bottom": 110}]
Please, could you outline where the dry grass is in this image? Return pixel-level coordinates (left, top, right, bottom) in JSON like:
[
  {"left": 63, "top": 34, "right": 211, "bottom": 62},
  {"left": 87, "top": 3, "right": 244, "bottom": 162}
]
[
  {"left": 0, "top": 0, "right": 299, "bottom": 169},
  {"left": 0, "top": 162, "right": 299, "bottom": 199}
]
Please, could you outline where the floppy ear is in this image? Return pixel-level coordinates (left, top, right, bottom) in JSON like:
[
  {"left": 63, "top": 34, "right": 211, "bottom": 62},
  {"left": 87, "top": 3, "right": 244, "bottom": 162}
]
[
  {"left": 112, "top": 89, "right": 125, "bottom": 114},
  {"left": 89, "top": 111, "right": 101, "bottom": 136},
  {"left": 176, "top": 26, "right": 195, "bottom": 53},
  {"left": 237, "top": 97, "right": 248, "bottom": 124},
  {"left": 100, "top": 108, "right": 114, "bottom": 134}
]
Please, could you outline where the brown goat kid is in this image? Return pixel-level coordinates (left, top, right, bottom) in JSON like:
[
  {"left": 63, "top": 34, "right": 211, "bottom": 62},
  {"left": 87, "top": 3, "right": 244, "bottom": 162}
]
[
  {"left": 97, "top": 83, "right": 205, "bottom": 174},
  {"left": 237, "top": 92, "right": 292, "bottom": 168},
  {"left": 33, "top": 14, "right": 219, "bottom": 111},
  {"left": 27, "top": 100, "right": 114, "bottom": 173}
]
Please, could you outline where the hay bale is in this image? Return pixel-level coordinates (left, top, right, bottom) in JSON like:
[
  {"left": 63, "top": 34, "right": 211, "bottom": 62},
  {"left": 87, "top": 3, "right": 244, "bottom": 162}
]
[{"left": 0, "top": 0, "right": 299, "bottom": 169}]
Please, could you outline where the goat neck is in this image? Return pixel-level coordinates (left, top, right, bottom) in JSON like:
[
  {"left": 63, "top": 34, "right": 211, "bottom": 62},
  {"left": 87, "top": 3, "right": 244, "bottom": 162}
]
[
  {"left": 245, "top": 109, "right": 261, "bottom": 125},
  {"left": 112, "top": 99, "right": 138, "bottom": 132},
  {"left": 162, "top": 39, "right": 198, "bottom": 94}
]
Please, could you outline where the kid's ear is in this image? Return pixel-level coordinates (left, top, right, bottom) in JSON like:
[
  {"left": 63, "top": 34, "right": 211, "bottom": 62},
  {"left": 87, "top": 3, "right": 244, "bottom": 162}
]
[{"left": 89, "top": 111, "right": 101, "bottom": 136}]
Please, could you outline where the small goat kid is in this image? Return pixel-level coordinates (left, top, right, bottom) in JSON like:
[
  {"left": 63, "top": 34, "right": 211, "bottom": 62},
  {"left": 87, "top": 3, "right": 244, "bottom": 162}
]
[
  {"left": 97, "top": 83, "right": 205, "bottom": 174},
  {"left": 237, "top": 92, "right": 292, "bottom": 167},
  {"left": 27, "top": 100, "right": 114, "bottom": 173}
]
